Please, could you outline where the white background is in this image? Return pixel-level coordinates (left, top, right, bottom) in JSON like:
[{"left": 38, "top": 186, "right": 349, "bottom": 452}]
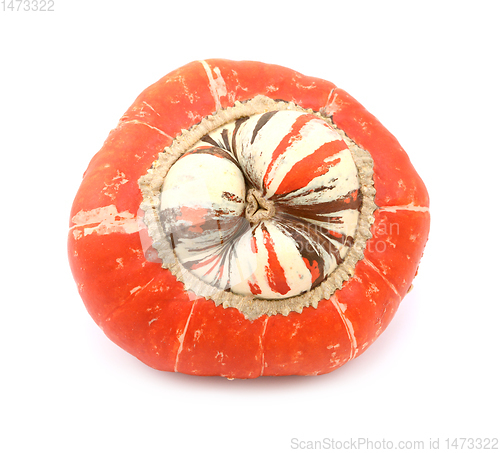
[{"left": 1, "top": 1, "right": 499, "bottom": 452}]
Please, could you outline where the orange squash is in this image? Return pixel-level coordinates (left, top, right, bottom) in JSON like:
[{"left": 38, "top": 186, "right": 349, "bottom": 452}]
[{"left": 68, "top": 59, "right": 429, "bottom": 378}]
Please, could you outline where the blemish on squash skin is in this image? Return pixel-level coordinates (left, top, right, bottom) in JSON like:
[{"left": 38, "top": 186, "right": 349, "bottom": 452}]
[
  {"left": 70, "top": 205, "right": 143, "bottom": 237},
  {"left": 322, "top": 88, "right": 340, "bottom": 117},
  {"left": 363, "top": 258, "right": 398, "bottom": 296},
  {"left": 199, "top": 60, "right": 227, "bottom": 111},
  {"left": 174, "top": 301, "right": 197, "bottom": 373},
  {"left": 120, "top": 119, "right": 173, "bottom": 139},
  {"left": 377, "top": 203, "right": 429, "bottom": 213},
  {"left": 130, "top": 286, "right": 142, "bottom": 295},
  {"left": 331, "top": 295, "right": 358, "bottom": 360},
  {"left": 103, "top": 171, "right": 129, "bottom": 199},
  {"left": 142, "top": 101, "right": 161, "bottom": 117}
]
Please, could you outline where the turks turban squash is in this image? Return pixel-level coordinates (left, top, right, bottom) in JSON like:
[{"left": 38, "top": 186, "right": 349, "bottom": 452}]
[{"left": 68, "top": 59, "right": 430, "bottom": 378}]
